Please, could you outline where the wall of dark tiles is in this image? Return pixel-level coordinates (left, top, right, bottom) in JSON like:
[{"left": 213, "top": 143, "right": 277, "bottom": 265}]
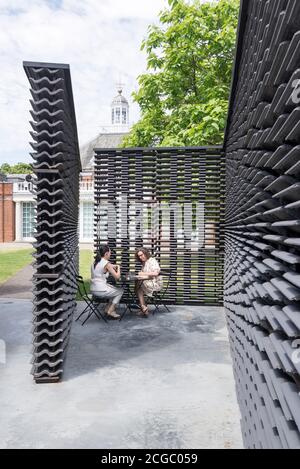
[
  {"left": 94, "top": 147, "right": 225, "bottom": 305},
  {"left": 24, "top": 62, "right": 81, "bottom": 383},
  {"left": 224, "top": 0, "right": 300, "bottom": 448}
]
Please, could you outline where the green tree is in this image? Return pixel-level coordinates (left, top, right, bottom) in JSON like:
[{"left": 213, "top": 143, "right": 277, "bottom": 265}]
[
  {"left": 122, "top": 0, "right": 239, "bottom": 147},
  {"left": 0, "top": 163, "right": 11, "bottom": 174},
  {"left": 0, "top": 162, "right": 32, "bottom": 174},
  {"left": 11, "top": 162, "right": 32, "bottom": 174}
]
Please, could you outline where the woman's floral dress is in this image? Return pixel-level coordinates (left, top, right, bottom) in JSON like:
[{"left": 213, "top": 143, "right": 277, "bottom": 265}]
[{"left": 140, "top": 257, "right": 163, "bottom": 296}]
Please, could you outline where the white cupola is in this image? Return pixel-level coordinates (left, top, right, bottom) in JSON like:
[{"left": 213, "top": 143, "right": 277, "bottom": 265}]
[{"left": 111, "top": 87, "right": 129, "bottom": 131}]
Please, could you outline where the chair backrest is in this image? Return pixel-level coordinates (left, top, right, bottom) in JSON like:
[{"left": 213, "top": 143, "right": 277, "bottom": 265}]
[
  {"left": 159, "top": 269, "right": 172, "bottom": 293},
  {"left": 76, "top": 275, "right": 89, "bottom": 298}
]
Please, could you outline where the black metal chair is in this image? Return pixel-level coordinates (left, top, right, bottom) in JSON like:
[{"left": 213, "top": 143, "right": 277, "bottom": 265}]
[
  {"left": 75, "top": 275, "right": 108, "bottom": 325},
  {"left": 147, "top": 268, "right": 172, "bottom": 315}
]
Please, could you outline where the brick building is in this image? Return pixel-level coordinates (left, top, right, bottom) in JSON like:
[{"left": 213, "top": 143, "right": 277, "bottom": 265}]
[{"left": 0, "top": 179, "right": 15, "bottom": 242}]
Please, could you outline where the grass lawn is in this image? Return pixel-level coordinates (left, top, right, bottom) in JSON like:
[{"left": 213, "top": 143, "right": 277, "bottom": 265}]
[
  {"left": 0, "top": 248, "right": 93, "bottom": 291},
  {"left": 0, "top": 249, "right": 33, "bottom": 284},
  {"left": 78, "top": 249, "right": 93, "bottom": 298}
]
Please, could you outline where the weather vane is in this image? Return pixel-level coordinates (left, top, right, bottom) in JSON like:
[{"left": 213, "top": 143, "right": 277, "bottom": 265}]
[{"left": 115, "top": 75, "right": 125, "bottom": 94}]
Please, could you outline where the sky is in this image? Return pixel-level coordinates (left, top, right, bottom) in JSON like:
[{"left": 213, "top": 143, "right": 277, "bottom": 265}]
[{"left": 0, "top": 0, "right": 168, "bottom": 164}]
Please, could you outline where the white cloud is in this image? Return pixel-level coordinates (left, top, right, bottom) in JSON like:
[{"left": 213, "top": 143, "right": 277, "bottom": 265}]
[{"left": 0, "top": 0, "right": 168, "bottom": 164}]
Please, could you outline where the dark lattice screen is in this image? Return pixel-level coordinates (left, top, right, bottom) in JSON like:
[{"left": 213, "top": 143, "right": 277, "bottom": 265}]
[
  {"left": 224, "top": 0, "right": 300, "bottom": 449},
  {"left": 94, "top": 147, "right": 225, "bottom": 305},
  {"left": 24, "top": 61, "right": 81, "bottom": 383}
]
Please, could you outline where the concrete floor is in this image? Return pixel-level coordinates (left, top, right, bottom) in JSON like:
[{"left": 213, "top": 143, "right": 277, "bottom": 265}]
[
  {"left": 0, "top": 298, "right": 243, "bottom": 449},
  {"left": 0, "top": 265, "right": 34, "bottom": 299}
]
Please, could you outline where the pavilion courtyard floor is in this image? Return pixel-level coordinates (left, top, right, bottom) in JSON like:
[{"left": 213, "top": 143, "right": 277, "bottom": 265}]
[{"left": 0, "top": 298, "right": 243, "bottom": 449}]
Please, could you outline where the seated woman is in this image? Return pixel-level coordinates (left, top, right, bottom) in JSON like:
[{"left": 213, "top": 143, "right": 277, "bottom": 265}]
[
  {"left": 90, "top": 244, "right": 124, "bottom": 319},
  {"left": 135, "top": 248, "right": 163, "bottom": 317}
]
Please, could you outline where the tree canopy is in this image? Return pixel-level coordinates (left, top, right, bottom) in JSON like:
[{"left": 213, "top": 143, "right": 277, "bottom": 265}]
[
  {"left": 0, "top": 162, "right": 32, "bottom": 175},
  {"left": 122, "top": 0, "right": 239, "bottom": 148}
]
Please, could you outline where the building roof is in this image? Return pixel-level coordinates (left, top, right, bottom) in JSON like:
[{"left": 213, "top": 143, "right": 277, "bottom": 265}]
[
  {"left": 6, "top": 174, "right": 28, "bottom": 182},
  {"left": 80, "top": 132, "right": 128, "bottom": 170},
  {"left": 111, "top": 89, "right": 129, "bottom": 106}
]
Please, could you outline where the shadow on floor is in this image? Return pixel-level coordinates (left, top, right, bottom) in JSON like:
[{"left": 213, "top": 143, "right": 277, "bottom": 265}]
[
  {"left": 65, "top": 303, "right": 231, "bottom": 381},
  {"left": 0, "top": 299, "right": 242, "bottom": 448}
]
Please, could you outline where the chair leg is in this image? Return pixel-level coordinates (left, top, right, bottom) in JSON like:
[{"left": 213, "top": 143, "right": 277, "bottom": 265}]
[
  {"left": 95, "top": 303, "right": 108, "bottom": 323},
  {"left": 86, "top": 300, "right": 108, "bottom": 323},
  {"left": 77, "top": 297, "right": 108, "bottom": 325},
  {"left": 81, "top": 309, "right": 93, "bottom": 325},
  {"left": 151, "top": 295, "right": 170, "bottom": 314},
  {"left": 75, "top": 304, "right": 89, "bottom": 321},
  {"left": 151, "top": 297, "right": 160, "bottom": 315},
  {"left": 119, "top": 304, "right": 129, "bottom": 321}
]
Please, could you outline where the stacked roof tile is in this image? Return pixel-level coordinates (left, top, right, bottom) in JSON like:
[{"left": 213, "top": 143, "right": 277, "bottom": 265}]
[
  {"left": 224, "top": 0, "right": 300, "bottom": 448},
  {"left": 94, "top": 147, "right": 225, "bottom": 305},
  {"left": 24, "top": 62, "right": 81, "bottom": 383}
]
